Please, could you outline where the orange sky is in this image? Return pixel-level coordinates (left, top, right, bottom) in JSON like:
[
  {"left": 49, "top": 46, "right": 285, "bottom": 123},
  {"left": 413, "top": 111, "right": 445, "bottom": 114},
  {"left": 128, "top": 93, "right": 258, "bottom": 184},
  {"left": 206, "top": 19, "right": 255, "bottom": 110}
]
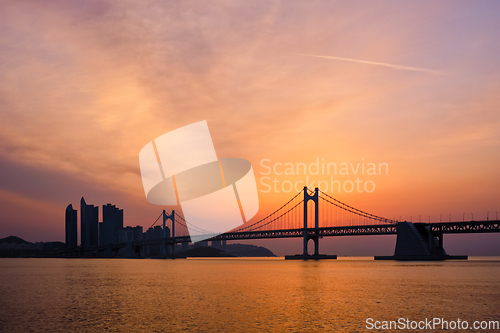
[{"left": 0, "top": 1, "right": 499, "bottom": 255}]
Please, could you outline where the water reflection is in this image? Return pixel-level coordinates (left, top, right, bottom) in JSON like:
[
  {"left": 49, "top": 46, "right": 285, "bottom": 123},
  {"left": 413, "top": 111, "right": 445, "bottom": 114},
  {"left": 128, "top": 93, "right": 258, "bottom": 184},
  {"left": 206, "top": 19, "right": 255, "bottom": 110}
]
[{"left": 0, "top": 258, "right": 498, "bottom": 332}]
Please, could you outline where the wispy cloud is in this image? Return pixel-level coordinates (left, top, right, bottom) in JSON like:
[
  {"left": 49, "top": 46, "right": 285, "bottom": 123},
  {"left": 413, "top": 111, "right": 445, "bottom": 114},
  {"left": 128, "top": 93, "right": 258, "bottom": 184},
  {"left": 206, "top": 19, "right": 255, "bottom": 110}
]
[{"left": 297, "top": 53, "right": 445, "bottom": 75}]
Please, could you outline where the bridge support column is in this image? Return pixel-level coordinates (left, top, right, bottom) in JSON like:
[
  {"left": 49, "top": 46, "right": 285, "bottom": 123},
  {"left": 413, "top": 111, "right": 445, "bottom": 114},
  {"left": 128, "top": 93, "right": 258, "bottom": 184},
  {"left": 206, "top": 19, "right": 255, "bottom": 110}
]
[{"left": 375, "top": 222, "right": 467, "bottom": 260}]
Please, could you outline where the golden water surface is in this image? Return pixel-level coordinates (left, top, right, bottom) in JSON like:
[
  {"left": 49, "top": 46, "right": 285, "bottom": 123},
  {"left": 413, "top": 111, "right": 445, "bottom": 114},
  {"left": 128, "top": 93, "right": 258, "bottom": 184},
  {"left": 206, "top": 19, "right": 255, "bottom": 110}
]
[{"left": 1, "top": 257, "right": 499, "bottom": 332}]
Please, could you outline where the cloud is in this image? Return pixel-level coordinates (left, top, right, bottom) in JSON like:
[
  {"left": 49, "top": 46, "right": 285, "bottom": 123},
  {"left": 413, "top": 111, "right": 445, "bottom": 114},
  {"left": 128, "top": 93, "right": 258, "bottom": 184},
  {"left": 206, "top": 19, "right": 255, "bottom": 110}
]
[{"left": 296, "top": 53, "right": 445, "bottom": 75}]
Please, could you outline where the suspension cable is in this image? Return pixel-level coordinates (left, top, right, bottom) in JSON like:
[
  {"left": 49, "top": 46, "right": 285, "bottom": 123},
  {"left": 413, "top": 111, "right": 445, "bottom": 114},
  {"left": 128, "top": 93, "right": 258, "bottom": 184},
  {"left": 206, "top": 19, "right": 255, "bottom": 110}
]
[
  {"left": 318, "top": 190, "right": 395, "bottom": 223},
  {"left": 237, "top": 200, "right": 304, "bottom": 232},
  {"left": 174, "top": 211, "right": 215, "bottom": 234},
  {"left": 320, "top": 196, "right": 389, "bottom": 223},
  {"left": 233, "top": 190, "right": 303, "bottom": 232},
  {"left": 148, "top": 212, "right": 164, "bottom": 230}
]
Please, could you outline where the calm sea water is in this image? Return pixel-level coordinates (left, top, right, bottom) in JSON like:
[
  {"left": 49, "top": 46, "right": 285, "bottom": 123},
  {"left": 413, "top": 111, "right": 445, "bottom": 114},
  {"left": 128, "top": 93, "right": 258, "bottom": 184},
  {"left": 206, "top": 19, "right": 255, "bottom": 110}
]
[{"left": 0, "top": 257, "right": 499, "bottom": 332}]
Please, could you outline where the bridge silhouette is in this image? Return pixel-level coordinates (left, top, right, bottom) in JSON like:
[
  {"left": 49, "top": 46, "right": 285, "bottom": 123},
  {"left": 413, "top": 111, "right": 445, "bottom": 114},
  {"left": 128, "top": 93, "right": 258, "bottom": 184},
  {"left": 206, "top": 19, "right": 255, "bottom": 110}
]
[{"left": 132, "top": 187, "right": 499, "bottom": 260}]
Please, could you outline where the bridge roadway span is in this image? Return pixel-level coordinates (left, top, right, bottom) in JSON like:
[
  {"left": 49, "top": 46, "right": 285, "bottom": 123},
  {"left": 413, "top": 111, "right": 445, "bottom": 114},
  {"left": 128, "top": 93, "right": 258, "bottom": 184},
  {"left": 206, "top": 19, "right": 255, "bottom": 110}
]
[{"left": 134, "top": 220, "right": 500, "bottom": 246}]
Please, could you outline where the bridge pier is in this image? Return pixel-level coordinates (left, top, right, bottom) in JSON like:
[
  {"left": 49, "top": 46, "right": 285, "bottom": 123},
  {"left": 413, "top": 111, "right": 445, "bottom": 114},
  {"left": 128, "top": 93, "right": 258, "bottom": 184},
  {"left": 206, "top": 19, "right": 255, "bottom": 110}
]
[{"left": 375, "top": 222, "right": 467, "bottom": 260}]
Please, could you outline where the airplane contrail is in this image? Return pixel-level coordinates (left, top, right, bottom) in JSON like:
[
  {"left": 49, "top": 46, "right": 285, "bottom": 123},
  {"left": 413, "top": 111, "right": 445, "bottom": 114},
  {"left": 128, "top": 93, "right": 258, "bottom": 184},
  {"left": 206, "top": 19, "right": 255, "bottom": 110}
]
[{"left": 297, "top": 53, "right": 445, "bottom": 75}]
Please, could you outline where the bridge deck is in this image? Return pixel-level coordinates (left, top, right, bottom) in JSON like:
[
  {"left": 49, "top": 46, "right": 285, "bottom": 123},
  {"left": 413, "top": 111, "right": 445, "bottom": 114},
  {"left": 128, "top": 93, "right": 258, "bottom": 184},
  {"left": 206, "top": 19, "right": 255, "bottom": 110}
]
[{"left": 134, "top": 220, "right": 499, "bottom": 246}]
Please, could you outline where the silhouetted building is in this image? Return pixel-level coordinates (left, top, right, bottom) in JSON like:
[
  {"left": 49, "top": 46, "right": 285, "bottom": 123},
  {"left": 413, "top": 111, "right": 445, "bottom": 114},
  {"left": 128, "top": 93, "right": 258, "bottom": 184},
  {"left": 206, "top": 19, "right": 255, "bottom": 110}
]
[
  {"left": 81, "top": 197, "right": 98, "bottom": 248},
  {"left": 145, "top": 225, "right": 166, "bottom": 256},
  {"left": 99, "top": 203, "right": 124, "bottom": 246},
  {"left": 118, "top": 226, "right": 143, "bottom": 243},
  {"left": 146, "top": 226, "right": 163, "bottom": 241},
  {"left": 133, "top": 226, "right": 143, "bottom": 242},
  {"left": 65, "top": 204, "right": 77, "bottom": 250}
]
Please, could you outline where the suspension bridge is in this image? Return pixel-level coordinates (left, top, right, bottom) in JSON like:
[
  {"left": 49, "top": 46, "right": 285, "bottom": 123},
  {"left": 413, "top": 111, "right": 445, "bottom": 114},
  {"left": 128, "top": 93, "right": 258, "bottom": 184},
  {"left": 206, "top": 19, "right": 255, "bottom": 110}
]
[{"left": 134, "top": 187, "right": 500, "bottom": 260}]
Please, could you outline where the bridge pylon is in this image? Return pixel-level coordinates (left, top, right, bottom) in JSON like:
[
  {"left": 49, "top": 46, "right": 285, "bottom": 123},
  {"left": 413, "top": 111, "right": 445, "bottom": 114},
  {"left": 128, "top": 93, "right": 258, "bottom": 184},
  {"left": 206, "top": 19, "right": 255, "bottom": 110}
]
[
  {"left": 285, "top": 187, "right": 337, "bottom": 260},
  {"left": 163, "top": 210, "right": 175, "bottom": 257}
]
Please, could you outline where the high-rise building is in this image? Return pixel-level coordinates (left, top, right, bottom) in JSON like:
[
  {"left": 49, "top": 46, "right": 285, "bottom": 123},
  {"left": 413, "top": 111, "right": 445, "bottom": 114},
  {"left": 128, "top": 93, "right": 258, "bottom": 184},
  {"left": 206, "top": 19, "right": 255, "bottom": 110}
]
[
  {"left": 99, "top": 203, "right": 124, "bottom": 245},
  {"left": 118, "top": 226, "right": 143, "bottom": 243},
  {"left": 132, "top": 226, "right": 143, "bottom": 242},
  {"left": 65, "top": 204, "right": 77, "bottom": 250},
  {"left": 81, "top": 197, "right": 98, "bottom": 248},
  {"left": 145, "top": 225, "right": 166, "bottom": 256}
]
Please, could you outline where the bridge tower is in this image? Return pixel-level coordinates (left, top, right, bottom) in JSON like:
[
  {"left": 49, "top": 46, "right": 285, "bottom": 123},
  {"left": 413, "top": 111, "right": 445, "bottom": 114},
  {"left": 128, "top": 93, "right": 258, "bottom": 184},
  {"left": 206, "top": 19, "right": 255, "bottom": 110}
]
[
  {"left": 303, "top": 187, "right": 319, "bottom": 256},
  {"left": 163, "top": 210, "right": 175, "bottom": 257}
]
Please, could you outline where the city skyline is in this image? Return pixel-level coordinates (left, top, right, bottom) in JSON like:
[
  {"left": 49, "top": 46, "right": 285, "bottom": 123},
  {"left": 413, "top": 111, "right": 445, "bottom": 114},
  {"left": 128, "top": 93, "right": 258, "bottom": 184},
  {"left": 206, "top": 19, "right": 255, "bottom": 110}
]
[{"left": 63, "top": 197, "right": 173, "bottom": 257}]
